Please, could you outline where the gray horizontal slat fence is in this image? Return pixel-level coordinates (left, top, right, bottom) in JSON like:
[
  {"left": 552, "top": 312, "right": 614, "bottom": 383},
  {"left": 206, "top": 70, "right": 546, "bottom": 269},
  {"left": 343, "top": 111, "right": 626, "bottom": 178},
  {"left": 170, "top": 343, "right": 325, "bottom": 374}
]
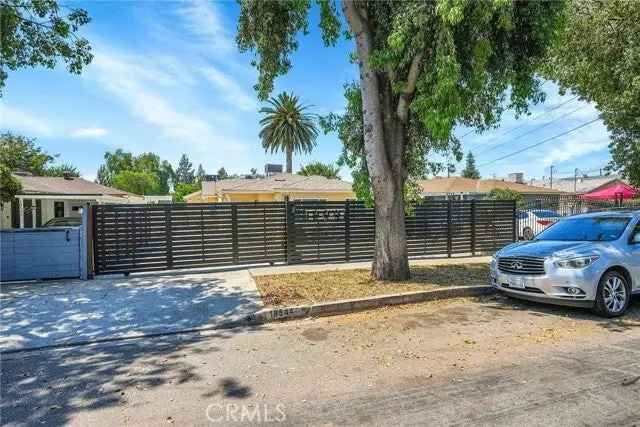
[
  {"left": 93, "top": 200, "right": 515, "bottom": 275},
  {"left": 93, "top": 203, "right": 287, "bottom": 275},
  {"left": 1, "top": 228, "right": 81, "bottom": 281}
]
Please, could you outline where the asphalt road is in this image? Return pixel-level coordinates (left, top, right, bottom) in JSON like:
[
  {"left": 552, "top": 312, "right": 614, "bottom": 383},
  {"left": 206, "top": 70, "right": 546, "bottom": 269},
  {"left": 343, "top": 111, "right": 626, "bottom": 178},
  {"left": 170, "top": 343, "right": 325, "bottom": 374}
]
[{"left": 2, "top": 294, "right": 640, "bottom": 426}]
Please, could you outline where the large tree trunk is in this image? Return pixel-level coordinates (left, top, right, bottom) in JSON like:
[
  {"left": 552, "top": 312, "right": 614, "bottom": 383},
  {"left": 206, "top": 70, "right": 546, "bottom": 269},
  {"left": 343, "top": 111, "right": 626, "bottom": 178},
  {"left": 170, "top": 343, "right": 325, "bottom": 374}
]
[
  {"left": 371, "top": 160, "right": 409, "bottom": 280},
  {"left": 343, "top": 1, "right": 410, "bottom": 281},
  {"left": 285, "top": 145, "right": 293, "bottom": 174}
]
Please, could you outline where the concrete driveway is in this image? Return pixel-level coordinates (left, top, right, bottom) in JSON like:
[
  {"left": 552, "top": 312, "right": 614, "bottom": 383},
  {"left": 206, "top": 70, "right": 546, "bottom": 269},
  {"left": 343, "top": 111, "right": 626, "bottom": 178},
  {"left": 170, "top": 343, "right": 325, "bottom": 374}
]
[{"left": 0, "top": 270, "right": 262, "bottom": 352}]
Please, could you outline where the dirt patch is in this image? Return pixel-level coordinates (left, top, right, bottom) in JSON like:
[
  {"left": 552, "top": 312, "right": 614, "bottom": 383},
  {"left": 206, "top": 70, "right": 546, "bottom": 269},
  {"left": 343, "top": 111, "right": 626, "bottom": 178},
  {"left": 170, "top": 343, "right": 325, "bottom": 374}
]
[
  {"left": 302, "top": 327, "right": 329, "bottom": 342},
  {"left": 255, "top": 263, "right": 489, "bottom": 307}
]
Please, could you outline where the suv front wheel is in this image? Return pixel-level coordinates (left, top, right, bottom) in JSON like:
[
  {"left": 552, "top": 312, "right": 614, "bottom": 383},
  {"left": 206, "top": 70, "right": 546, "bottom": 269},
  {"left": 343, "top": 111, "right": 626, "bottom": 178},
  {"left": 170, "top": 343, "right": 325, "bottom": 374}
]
[{"left": 593, "top": 271, "right": 631, "bottom": 317}]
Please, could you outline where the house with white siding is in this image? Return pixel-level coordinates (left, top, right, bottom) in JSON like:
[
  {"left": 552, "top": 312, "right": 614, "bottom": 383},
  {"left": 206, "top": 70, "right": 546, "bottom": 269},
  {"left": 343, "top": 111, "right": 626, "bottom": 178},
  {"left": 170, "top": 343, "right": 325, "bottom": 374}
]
[{"left": 0, "top": 172, "right": 143, "bottom": 229}]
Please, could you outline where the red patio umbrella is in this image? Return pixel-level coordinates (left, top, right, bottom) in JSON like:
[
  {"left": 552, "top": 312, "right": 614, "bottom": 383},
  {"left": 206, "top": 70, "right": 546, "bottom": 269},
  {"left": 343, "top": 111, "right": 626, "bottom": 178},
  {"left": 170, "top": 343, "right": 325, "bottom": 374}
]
[{"left": 579, "top": 182, "right": 640, "bottom": 201}]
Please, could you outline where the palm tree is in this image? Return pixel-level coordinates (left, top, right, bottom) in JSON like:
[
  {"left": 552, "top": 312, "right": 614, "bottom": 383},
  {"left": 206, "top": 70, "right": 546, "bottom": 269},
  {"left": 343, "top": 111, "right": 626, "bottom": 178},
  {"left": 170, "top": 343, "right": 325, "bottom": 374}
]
[
  {"left": 298, "top": 161, "right": 340, "bottom": 179},
  {"left": 259, "top": 92, "right": 319, "bottom": 174}
]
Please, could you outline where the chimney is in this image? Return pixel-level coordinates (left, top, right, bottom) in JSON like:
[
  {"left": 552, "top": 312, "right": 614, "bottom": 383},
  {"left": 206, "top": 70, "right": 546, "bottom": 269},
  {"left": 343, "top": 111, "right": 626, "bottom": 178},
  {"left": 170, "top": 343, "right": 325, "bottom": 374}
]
[
  {"left": 63, "top": 171, "right": 74, "bottom": 180},
  {"left": 507, "top": 172, "right": 524, "bottom": 184}
]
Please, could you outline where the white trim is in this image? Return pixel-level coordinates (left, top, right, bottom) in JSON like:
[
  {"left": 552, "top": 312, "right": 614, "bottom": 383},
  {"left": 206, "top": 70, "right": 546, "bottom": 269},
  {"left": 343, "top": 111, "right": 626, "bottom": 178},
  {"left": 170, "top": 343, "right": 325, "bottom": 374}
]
[
  {"left": 31, "top": 198, "right": 36, "bottom": 229},
  {"left": 18, "top": 198, "right": 24, "bottom": 228}
]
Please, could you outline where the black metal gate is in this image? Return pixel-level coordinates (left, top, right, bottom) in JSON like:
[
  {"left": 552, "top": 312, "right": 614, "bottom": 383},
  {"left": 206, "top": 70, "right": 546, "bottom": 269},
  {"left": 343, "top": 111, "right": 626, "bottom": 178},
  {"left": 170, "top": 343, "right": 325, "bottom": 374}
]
[{"left": 92, "top": 200, "right": 516, "bottom": 275}]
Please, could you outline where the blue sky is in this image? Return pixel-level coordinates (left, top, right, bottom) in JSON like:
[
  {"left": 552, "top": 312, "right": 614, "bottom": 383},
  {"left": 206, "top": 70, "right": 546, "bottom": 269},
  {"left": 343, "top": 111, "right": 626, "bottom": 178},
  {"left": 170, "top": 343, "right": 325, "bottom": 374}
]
[{"left": 0, "top": 0, "right": 612, "bottom": 185}]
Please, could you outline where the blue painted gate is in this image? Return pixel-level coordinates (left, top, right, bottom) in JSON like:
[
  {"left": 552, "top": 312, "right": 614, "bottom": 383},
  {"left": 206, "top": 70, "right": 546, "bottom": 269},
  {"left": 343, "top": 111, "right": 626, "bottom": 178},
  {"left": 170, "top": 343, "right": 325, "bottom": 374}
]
[{"left": 1, "top": 228, "right": 82, "bottom": 281}]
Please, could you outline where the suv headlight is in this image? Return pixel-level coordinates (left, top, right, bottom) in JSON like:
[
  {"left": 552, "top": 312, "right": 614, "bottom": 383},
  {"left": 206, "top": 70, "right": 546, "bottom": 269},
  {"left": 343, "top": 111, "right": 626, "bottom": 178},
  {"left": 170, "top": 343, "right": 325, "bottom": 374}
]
[{"left": 554, "top": 255, "right": 599, "bottom": 269}]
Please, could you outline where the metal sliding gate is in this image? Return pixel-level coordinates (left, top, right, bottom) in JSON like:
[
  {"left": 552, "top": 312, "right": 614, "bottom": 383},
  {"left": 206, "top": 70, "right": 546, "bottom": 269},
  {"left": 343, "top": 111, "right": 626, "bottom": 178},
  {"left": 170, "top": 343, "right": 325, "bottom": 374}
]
[{"left": 92, "top": 200, "right": 515, "bottom": 275}]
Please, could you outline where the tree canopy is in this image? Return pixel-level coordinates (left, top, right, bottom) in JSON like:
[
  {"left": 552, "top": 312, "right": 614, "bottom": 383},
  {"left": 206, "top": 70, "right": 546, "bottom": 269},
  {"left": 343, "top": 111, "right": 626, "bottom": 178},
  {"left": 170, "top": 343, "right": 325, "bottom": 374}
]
[
  {"left": 0, "top": 132, "right": 80, "bottom": 200},
  {"left": 546, "top": 0, "right": 640, "bottom": 187},
  {"left": 196, "top": 164, "right": 206, "bottom": 183},
  {"left": 0, "top": 0, "right": 93, "bottom": 94},
  {"left": 175, "top": 154, "right": 195, "bottom": 184},
  {"left": 216, "top": 167, "right": 229, "bottom": 180},
  {"left": 238, "top": 0, "right": 563, "bottom": 280},
  {"left": 298, "top": 161, "right": 340, "bottom": 179},
  {"left": 112, "top": 171, "right": 159, "bottom": 196},
  {"left": 0, "top": 132, "right": 53, "bottom": 175},
  {"left": 461, "top": 152, "right": 480, "bottom": 179},
  {"left": 173, "top": 182, "right": 200, "bottom": 203},
  {"left": 488, "top": 188, "right": 525, "bottom": 209},
  {"left": 96, "top": 149, "right": 174, "bottom": 195}
]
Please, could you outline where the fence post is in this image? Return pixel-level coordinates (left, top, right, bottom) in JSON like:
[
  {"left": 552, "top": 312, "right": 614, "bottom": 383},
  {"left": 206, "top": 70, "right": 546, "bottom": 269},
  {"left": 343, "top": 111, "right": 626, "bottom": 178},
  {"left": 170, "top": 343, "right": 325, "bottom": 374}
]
[
  {"left": 344, "top": 200, "right": 351, "bottom": 262},
  {"left": 470, "top": 200, "right": 476, "bottom": 256},
  {"left": 165, "top": 207, "right": 173, "bottom": 270},
  {"left": 512, "top": 200, "right": 517, "bottom": 243},
  {"left": 447, "top": 199, "right": 452, "bottom": 258},
  {"left": 79, "top": 205, "right": 88, "bottom": 280},
  {"left": 87, "top": 205, "right": 96, "bottom": 278},
  {"left": 285, "top": 201, "right": 295, "bottom": 264},
  {"left": 231, "top": 205, "right": 239, "bottom": 264}
]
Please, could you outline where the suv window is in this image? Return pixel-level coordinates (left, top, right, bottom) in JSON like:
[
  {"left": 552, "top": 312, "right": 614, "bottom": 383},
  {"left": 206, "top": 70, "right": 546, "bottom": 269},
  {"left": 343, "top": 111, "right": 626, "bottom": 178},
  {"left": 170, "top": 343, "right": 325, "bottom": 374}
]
[{"left": 631, "top": 223, "right": 640, "bottom": 244}]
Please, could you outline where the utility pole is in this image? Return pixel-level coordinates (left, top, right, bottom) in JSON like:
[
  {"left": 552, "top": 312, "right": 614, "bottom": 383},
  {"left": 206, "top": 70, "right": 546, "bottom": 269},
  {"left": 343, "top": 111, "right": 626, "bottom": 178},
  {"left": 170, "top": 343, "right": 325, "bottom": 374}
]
[
  {"left": 550, "top": 165, "right": 555, "bottom": 189},
  {"left": 574, "top": 168, "right": 579, "bottom": 193}
]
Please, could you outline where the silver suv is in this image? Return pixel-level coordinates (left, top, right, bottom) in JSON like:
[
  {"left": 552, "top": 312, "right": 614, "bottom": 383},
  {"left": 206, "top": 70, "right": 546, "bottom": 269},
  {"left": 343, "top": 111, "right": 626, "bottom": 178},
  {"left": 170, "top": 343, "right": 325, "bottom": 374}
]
[{"left": 491, "top": 210, "right": 640, "bottom": 317}]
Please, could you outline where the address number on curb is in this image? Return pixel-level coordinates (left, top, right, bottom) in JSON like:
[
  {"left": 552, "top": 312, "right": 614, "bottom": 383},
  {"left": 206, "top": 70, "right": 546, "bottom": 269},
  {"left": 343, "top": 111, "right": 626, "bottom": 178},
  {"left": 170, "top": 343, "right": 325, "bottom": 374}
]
[{"left": 269, "top": 307, "right": 308, "bottom": 320}]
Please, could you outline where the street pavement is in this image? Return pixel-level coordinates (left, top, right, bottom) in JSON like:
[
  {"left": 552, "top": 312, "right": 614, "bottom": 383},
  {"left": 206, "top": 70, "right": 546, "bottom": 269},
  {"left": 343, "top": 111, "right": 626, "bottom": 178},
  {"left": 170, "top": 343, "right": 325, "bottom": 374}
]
[
  {"left": 2, "top": 294, "right": 639, "bottom": 426},
  {"left": 0, "top": 270, "right": 261, "bottom": 351}
]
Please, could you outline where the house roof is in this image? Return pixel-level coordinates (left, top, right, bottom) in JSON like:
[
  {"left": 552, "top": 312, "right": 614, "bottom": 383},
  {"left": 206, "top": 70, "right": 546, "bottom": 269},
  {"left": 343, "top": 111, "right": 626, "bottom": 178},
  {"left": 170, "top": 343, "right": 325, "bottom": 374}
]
[
  {"left": 201, "top": 174, "right": 354, "bottom": 196},
  {"left": 418, "top": 177, "right": 563, "bottom": 195},
  {"left": 14, "top": 175, "right": 141, "bottom": 199},
  {"left": 530, "top": 174, "right": 623, "bottom": 194}
]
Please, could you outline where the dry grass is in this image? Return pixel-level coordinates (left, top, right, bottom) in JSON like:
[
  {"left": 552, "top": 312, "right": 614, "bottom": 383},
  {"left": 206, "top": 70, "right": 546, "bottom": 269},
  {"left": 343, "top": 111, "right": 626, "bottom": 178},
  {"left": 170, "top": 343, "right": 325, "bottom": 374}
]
[{"left": 255, "top": 263, "right": 490, "bottom": 307}]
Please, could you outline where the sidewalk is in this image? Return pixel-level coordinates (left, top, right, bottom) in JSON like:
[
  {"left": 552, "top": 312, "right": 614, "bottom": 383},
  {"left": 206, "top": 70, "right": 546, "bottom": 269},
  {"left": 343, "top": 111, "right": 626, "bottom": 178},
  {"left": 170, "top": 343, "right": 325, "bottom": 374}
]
[{"left": 248, "top": 255, "right": 492, "bottom": 276}]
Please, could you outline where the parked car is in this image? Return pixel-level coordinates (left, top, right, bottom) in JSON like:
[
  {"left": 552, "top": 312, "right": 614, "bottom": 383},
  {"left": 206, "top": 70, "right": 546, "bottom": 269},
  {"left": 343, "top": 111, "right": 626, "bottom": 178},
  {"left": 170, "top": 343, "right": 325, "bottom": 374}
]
[
  {"left": 42, "top": 217, "right": 82, "bottom": 227},
  {"left": 491, "top": 210, "right": 640, "bottom": 317},
  {"left": 517, "top": 209, "right": 560, "bottom": 240}
]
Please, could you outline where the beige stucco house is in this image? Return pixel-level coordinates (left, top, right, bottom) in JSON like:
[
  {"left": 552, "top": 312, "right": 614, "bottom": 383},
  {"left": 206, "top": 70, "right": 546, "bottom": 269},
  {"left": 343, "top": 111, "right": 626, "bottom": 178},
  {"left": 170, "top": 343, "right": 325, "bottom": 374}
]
[
  {"left": 418, "top": 177, "right": 563, "bottom": 200},
  {"left": 185, "top": 174, "right": 355, "bottom": 203}
]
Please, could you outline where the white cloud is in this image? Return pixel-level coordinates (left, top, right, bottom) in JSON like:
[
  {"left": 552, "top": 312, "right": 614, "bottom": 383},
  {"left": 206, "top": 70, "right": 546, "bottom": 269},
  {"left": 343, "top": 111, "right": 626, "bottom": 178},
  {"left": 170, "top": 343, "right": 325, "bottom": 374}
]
[
  {"left": 543, "top": 138, "right": 610, "bottom": 166},
  {"left": 70, "top": 127, "right": 108, "bottom": 139},
  {"left": 200, "top": 66, "right": 257, "bottom": 112},
  {"left": 0, "top": 103, "right": 54, "bottom": 136},
  {"left": 85, "top": 47, "right": 248, "bottom": 153},
  {"left": 176, "top": 0, "right": 234, "bottom": 54}
]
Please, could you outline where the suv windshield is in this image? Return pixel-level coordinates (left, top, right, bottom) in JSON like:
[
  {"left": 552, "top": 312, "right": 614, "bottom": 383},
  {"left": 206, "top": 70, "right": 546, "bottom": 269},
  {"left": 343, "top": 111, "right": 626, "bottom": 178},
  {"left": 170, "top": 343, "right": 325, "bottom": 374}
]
[{"left": 536, "top": 217, "right": 631, "bottom": 242}]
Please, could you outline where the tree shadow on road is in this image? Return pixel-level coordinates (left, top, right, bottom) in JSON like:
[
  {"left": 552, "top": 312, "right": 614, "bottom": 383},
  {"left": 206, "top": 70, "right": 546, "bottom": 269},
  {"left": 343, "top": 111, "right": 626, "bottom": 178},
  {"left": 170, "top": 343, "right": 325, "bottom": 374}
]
[{"left": 1, "top": 325, "right": 261, "bottom": 426}]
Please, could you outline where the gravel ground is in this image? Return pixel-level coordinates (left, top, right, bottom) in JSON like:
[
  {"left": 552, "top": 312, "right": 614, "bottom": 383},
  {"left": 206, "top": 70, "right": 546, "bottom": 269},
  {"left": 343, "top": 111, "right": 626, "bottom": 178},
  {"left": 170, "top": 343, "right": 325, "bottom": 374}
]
[{"left": 2, "top": 294, "right": 639, "bottom": 426}]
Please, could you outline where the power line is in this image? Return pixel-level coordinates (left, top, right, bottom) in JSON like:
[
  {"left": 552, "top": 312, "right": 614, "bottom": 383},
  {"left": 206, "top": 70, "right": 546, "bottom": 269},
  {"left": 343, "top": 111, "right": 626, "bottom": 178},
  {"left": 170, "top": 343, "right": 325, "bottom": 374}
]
[
  {"left": 464, "top": 95, "right": 579, "bottom": 153},
  {"left": 475, "top": 103, "right": 588, "bottom": 157},
  {"left": 477, "top": 118, "right": 602, "bottom": 167},
  {"left": 554, "top": 166, "right": 606, "bottom": 176}
]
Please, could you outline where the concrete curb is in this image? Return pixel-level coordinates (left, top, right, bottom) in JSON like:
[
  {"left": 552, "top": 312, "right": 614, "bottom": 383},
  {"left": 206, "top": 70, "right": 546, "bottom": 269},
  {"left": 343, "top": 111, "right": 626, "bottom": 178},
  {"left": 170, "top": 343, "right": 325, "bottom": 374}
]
[{"left": 245, "top": 285, "right": 496, "bottom": 324}]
